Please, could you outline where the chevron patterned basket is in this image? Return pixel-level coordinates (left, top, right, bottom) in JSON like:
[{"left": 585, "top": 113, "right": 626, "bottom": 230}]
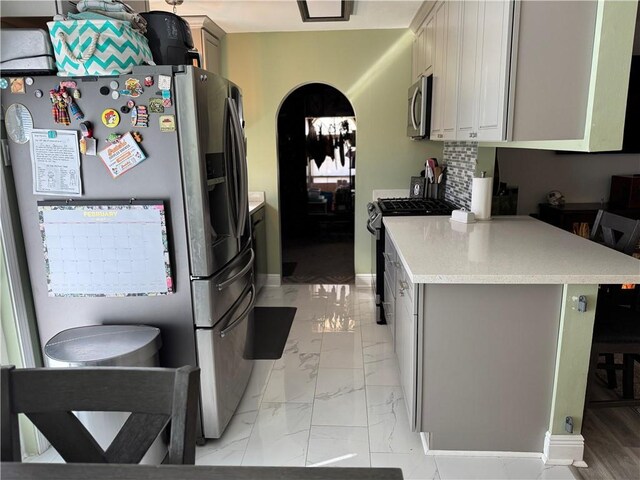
[{"left": 47, "top": 20, "right": 154, "bottom": 77}]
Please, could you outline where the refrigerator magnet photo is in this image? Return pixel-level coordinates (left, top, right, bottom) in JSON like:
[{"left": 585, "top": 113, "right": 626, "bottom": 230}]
[
  {"left": 159, "top": 114, "right": 176, "bottom": 132},
  {"left": 10, "top": 78, "right": 25, "bottom": 94}
]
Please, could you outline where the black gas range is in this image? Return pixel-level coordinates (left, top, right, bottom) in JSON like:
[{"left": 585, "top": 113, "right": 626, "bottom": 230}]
[{"left": 366, "top": 197, "right": 455, "bottom": 324}]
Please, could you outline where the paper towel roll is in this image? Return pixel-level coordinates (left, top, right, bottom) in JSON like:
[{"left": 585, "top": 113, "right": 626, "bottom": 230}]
[{"left": 471, "top": 177, "right": 493, "bottom": 220}]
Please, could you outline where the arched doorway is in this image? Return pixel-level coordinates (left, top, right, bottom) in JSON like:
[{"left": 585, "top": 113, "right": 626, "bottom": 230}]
[{"left": 277, "top": 83, "right": 356, "bottom": 284}]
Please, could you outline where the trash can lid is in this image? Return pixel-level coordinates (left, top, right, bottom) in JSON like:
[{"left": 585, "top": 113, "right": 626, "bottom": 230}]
[{"left": 44, "top": 325, "right": 162, "bottom": 366}]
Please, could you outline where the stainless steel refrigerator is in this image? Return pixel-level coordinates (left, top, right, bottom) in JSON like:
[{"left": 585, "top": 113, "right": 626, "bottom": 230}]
[{"left": 0, "top": 65, "right": 254, "bottom": 439}]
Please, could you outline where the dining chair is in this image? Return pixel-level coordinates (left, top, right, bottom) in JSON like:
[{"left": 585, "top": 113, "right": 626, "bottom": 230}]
[
  {"left": 589, "top": 209, "right": 640, "bottom": 255},
  {"left": 1, "top": 365, "right": 200, "bottom": 464},
  {"left": 587, "top": 210, "right": 640, "bottom": 407}
]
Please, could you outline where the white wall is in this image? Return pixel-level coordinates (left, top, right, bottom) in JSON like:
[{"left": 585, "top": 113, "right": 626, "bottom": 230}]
[{"left": 497, "top": 148, "right": 640, "bottom": 215}]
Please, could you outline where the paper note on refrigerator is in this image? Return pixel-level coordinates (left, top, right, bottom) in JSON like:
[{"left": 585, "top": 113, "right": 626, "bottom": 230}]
[
  {"left": 30, "top": 129, "right": 82, "bottom": 196},
  {"left": 98, "top": 132, "right": 147, "bottom": 178}
]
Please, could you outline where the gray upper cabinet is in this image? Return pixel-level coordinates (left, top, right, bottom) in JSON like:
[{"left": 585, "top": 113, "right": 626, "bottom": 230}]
[{"left": 183, "top": 16, "right": 226, "bottom": 75}]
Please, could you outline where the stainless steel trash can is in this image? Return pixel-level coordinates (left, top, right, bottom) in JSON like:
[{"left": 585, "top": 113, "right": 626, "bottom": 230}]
[{"left": 44, "top": 325, "right": 164, "bottom": 463}]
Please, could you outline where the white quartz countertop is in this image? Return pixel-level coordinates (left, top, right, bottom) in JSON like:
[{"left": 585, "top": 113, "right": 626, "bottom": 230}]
[
  {"left": 249, "top": 191, "right": 265, "bottom": 215},
  {"left": 384, "top": 216, "right": 640, "bottom": 284}
]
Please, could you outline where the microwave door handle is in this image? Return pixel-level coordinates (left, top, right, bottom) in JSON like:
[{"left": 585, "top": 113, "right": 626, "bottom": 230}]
[
  {"left": 410, "top": 86, "right": 420, "bottom": 131},
  {"left": 216, "top": 248, "right": 255, "bottom": 291},
  {"left": 220, "top": 284, "right": 256, "bottom": 338}
]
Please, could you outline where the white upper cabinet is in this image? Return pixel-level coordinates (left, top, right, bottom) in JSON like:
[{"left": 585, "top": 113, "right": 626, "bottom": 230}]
[
  {"left": 412, "top": 25, "right": 426, "bottom": 81},
  {"left": 430, "top": 0, "right": 461, "bottom": 140},
  {"left": 412, "top": 7, "right": 435, "bottom": 81},
  {"left": 430, "top": 1, "right": 447, "bottom": 139},
  {"left": 412, "top": 0, "right": 637, "bottom": 151},
  {"left": 456, "top": 0, "right": 513, "bottom": 141},
  {"left": 441, "top": 0, "right": 461, "bottom": 140},
  {"left": 424, "top": 15, "right": 435, "bottom": 76},
  {"left": 456, "top": 0, "right": 481, "bottom": 140},
  {"left": 475, "top": 0, "right": 513, "bottom": 141}
]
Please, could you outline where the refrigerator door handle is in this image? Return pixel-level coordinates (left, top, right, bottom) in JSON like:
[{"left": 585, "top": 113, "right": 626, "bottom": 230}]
[
  {"left": 220, "top": 284, "right": 256, "bottom": 338},
  {"left": 228, "top": 98, "right": 248, "bottom": 238},
  {"left": 225, "top": 101, "right": 240, "bottom": 239},
  {"left": 216, "top": 248, "right": 254, "bottom": 291}
]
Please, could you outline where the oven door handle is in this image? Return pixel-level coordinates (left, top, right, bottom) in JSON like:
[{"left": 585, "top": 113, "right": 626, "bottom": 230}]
[{"left": 366, "top": 221, "right": 376, "bottom": 236}]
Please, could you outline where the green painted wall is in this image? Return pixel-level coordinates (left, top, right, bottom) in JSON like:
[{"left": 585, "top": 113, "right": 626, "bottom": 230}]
[
  {"left": 0, "top": 238, "right": 39, "bottom": 457},
  {"left": 221, "top": 29, "right": 443, "bottom": 276},
  {"left": 548, "top": 284, "right": 598, "bottom": 436}
]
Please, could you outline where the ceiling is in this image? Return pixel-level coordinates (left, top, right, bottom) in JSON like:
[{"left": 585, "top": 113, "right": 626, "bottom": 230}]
[{"left": 148, "top": 1, "right": 424, "bottom": 33}]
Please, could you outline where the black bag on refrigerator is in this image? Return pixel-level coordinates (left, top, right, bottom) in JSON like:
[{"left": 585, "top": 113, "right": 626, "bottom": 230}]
[{"left": 140, "top": 11, "right": 200, "bottom": 67}]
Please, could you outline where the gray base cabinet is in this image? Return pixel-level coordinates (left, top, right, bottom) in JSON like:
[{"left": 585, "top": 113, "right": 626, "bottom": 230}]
[
  {"left": 383, "top": 231, "right": 398, "bottom": 341},
  {"left": 418, "top": 284, "right": 562, "bottom": 452},
  {"left": 395, "top": 264, "right": 418, "bottom": 431},
  {"left": 386, "top": 233, "right": 565, "bottom": 453},
  {"left": 251, "top": 207, "right": 266, "bottom": 293}
]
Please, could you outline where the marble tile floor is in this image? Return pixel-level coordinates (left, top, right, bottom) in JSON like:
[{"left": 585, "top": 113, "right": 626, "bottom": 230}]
[{"left": 27, "top": 284, "right": 579, "bottom": 479}]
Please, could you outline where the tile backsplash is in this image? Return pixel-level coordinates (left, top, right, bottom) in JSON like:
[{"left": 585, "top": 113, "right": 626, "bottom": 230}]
[{"left": 443, "top": 141, "right": 477, "bottom": 209}]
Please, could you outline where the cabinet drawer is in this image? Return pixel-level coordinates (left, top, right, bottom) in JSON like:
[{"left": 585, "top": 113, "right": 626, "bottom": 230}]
[
  {"left": 397, "top": 262, "right": 414, "bottom": 302},
  {"left": 383, "top": 275, "right": 395, "bottom": 328},
  {"left": 383, "top": 231, "right": 397, "bottom": 286}
]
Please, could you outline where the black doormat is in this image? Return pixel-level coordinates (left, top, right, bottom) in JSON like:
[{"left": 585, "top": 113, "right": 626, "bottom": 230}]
[
  {"left": 282, "top": 262, "right": 297, "bottom": 277},
  {"left": 248, "top": 307, "right": 297, "bottom": 359}
]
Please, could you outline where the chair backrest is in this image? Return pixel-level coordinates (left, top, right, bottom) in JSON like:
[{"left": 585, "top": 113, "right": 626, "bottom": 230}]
[
  {"left": 1, "top": 365, "right": 200, "bottom": 465},
  {"left": 590, "top": 210, "right": 640, "bottom": 255}
]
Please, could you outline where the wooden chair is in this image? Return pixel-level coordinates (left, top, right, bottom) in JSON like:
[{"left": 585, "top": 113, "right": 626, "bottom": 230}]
[
  {"left": 1, "top": 365, "right": 200, "bottom": 464},
  {"left": 589, "top": 209, "right": 640, "bottom": 255},
  {"left": 587, "top": 210, "right": 640, "bottom": 407}
]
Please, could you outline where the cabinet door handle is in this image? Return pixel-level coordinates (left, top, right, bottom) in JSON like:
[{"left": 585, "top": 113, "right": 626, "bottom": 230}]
[{"left": 398, "top": 280, "right": 408, "bottom": 296}]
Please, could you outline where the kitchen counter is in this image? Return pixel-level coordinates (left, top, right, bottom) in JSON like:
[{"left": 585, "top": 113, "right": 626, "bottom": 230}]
[
  {"left": 383, "top": 215, "right": 639, "bottom": 458},
  {"left": 384, "top": 215, "right": 640, "bottom": 284},
  {"left": 249, "top": 191, "right": 265, "bottom": 214}
]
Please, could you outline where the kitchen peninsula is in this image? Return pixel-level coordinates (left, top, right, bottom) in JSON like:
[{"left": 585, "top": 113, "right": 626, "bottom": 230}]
[{"left": 383, "top": 216, "right": 640, "bottom": 462}]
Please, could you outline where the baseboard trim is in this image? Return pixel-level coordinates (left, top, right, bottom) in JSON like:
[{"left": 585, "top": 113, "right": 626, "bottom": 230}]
[
  {"left": 264, "top": 274, "right": 281, "bottom": 287},
  {"left": 425, "top": 449, "right": 542, "bottom": 458},
  {"left": 355, "top": 274, "right": 374, "bottom": 287},
  {"left": 542, "top": 431, "right": 585, "bottom": 466}
]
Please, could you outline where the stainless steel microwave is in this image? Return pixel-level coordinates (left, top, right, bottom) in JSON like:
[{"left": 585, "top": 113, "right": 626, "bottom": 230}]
[{"left": 407, "top": 75, "right": 432, "bottom": 139}]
